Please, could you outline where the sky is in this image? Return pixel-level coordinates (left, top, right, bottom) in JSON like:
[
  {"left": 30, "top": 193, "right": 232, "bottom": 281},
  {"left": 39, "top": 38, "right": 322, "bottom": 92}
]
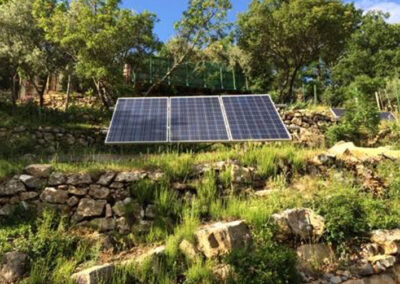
[{"left": 121, "top": 0, "right": 400, "bottom": 42}]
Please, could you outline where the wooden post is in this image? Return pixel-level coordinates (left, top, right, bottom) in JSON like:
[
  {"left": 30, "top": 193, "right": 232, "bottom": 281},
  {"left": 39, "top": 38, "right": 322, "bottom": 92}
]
[
  {"left": 375, "top": 92, "right": 381, "bottom": 111},
  {"left": 313, "top": 84, "right": 317, "bottom": 105}
]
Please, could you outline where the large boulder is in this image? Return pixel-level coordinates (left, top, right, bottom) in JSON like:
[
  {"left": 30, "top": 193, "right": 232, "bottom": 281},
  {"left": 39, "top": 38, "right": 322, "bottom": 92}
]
[
  {"left": 0, "top": 179, "right": 26, "bottom": 196},
  {"left": 272, "top": 208, "right": 325, "bottom": 240},
  {"left": 40, "top": 187, "right": 69, "bottom": 204},
  {"left": 25, "top": 164, "right": 53, "bottom": 177},
  {"left": 76, "top": 198, "right": 106, "bottom": 218},
  {"left": 370, "top": 229, "right": 400, "bottom": 255},
  {"left": 0, "top": 251, "right": 27, "bottom": 283},
  {"left": 195, "top": 220, "right": 251, "bottom": 258}
]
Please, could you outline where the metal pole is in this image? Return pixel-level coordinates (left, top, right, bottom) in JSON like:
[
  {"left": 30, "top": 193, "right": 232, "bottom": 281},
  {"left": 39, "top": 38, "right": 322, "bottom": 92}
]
[
  {"left": 232, "top": 68, "right": 237, "bottom": 90},
  {"left": 220, "top": 66, "right": 224, "bottom": 89}
]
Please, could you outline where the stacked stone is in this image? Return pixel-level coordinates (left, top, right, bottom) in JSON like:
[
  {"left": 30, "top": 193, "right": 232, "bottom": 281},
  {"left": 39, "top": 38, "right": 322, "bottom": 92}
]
[
  {"left": 0, "top": 126, "right": 105, "bottom": 154},
  {"left": 0, "top": 165, "right": 162, "bottom": 234}
]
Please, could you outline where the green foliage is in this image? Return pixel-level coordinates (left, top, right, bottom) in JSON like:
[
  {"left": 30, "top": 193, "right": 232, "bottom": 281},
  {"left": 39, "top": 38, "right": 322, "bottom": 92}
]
[
  {"left": 238, "top": 0, "right": 358, "bottom": 102},
  {"left": 226, "top": 226, "right": 299, "bottom": 284},
  {"left": 326, "top": 90, "right": 380, "bottom": 145}
]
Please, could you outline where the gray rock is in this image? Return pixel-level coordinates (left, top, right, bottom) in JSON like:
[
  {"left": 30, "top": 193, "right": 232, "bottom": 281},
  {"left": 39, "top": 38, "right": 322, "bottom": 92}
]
[
  {"left": 114, "top": 171, "right": 146, "bottom": 182},
  {"left": 97, "top": 172, "right": 116, "bottom": 186},
  {"left": 19, "top": 175, "right": 42, "bottom": 189},
  {"left": 25, "top": 164, "right": 53, "bottom": 177},
  {"left": 68, "top": 186, "right": 88, "bottom": 196},
  {"left": 105, "top": 204, "right": 113, "bottom": 218},
  {"left": 272, "top": 208, "right": 325, "bottom": 240},
  {"left": 67, "top": 196, "right": 79, "bottom": 207},
  {"left": 48, "top": 172, "right": 66, "bottom": 186},
  {"left": 1, "top": 179, "right": 26, "bottom": 196},
  {"left": 371, "top": 229, "right": 400, "bottom": 255},
  {"left": 88, "top": 185, "right": 110, "bottom": 200},
  {"left": 195, "top": 220, "right": 251, "bottom": 258},
  {"left": 76, "top": 198, "right": 106, "bottom": 218},
  {"left": 19, "top": 191, "right": 39, "bottom": 201},
  {"left": 0, "top": 251, "right": 27, "bottom": 283},
  {"left": 40, "top": 187, "right": 69, "bottom": 204},
  {"left": 0, "top": 204, "right": 15, "bottom": 216},
  {"left": 71, "top": 263, "right": 114, "bottom": 284},
  {"left": 112, "top": 201, "right": 125, "bottom": 217},
  {"left": 66, "top": 173, "right": 92, "bottom": 185},
  {"left": 90, "top": 218, "right": 116, "bottom": 232}
]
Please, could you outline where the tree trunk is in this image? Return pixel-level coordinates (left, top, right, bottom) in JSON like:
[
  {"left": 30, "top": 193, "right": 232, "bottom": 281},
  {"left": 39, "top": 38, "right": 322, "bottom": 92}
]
[
  {"left": 93, "top": 78, "right": 109, "bottom": 108},
  {"left": 65, "top": 74, "right": 71, "bottom": 112},
  {"left": 285, "top": 66, "right": 300, "bottom": 103},
  {"left": 11, "top": 73, "right": 18, "bottom": 112}
]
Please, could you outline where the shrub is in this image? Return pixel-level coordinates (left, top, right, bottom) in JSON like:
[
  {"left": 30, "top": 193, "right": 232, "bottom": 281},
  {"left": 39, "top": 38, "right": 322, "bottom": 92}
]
[
  {"left": 226, "top": 226, "right": 299, "bottom": 284},
  {"left": 326, "top": 89, "right": 380, "bottom": 145}
]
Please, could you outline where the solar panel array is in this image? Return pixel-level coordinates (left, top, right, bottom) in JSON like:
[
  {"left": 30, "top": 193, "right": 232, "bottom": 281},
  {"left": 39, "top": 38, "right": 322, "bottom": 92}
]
[
  {"left": 330, "top": 108, "right": 395, "bottom": 121},
  {"left": 106, "top": 95, "right": 291, "bottom": 144}
]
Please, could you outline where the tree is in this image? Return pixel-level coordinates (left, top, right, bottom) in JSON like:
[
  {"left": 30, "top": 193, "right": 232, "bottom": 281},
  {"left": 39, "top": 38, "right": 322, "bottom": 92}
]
[
  {"left": 327, "top": 11, "right": 400, "bottom": 104},
  {"left": 145, "top": 0, "right": 232, "bottom": 95},
  {"left": 41, "top": 0, "right": 159, "bottom": 108},
  {"left": 238, "top": 0, "right": 358, "bottom": 102},
  {"left": 0, "top": 0, "right": 63, "bottom": 109}
]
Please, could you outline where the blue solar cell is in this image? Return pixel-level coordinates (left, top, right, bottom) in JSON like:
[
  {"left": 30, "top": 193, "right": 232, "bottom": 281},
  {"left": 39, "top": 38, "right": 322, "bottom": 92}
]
[
  {"left": 222, "top": 95, "right": 291, "bottom": 141},
  {"left": 105, "top": 98, "right": 167, "bottom": 143},
  {"left": 170, "top": 97, "right": 229, "bottom": 142}
]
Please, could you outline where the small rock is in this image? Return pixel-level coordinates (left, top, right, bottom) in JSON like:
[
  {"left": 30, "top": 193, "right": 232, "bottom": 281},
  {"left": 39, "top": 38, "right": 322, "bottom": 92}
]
[
  {"left": 90, "top": 218, "right": 116, "bottom": 232},
  {"left": 71, "top": 263, "right": 114, "bottom": 284},
  {"left": 68, "top": 186, "right": 88, "bottom": 196},
  {"left": 105, "top": 204, "right": 112, "bottom": 218},
  {"left": 40, "top": 187, "right": 69, "bottom": 204},
  {"left": 371, "top": 229, "right": 400, "bottom": 255},
  {"left": 0, "top": 204, "right": 15, "bottom": 216},
  {"left": 18, "top": 175, "right": 42, "bottom": 189},
  {"left": 97, "top": 172, "right": 116, "bottom": 186},
  {"left": 67, "top": 173, "right": 92, "bottom": 185},
  {"left": 112, "top": 201, "right": 125, "bottom": 217},
  {"left": 114, "top": 171, "right": 146, "bottom": 182},
  {"left": 25, "top": 164, "right": 53, "bottom": 177},
  {"left": 0, "top": 251, "right": 27, "bottom": 283},
  {"left": 330, "top": 276, "right": 342, "bottom": 284},
  {"left": 19, "top": 191, "right": 39, "bottom": 201},
  {"left": 67, "top": 196, "right": 79, "bottom": 207},
  {"left": 88, "top": 185, "right": 110, "bottom": 200},
  {"left": 76, "top": 198, "right": 106, "bottom": 218},
  {"left": 48, "top": 172, "right": 66, "bottom": 186},
  {"left": 1, "top": 179, "right": 26, "bottom": 196}
]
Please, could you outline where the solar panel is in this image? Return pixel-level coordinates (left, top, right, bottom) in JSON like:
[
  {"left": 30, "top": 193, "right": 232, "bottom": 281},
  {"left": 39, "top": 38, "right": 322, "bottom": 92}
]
[
  {"left": 380, "top": 112, "right": 396, "bottom": 121},
  {"left": 331, "top": 108, "right": 345, "bottom": 119},
  {"left": 222, "top": 95, "right": 291, "bottom": 141},
  {"left": 105, "top": 98, "right": 168, "bottom": 144},
  {"left": 331, "top": 108, "right": 396, "bottom": 121},
  {"left": 169, "top": 97, "right": 229, "bottom": 142}
]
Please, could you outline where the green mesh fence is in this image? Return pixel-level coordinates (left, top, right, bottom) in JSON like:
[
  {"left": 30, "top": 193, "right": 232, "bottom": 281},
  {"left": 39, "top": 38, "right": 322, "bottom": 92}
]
[{"left": 134, "top": 57, "right": 249, "bottom": 91}]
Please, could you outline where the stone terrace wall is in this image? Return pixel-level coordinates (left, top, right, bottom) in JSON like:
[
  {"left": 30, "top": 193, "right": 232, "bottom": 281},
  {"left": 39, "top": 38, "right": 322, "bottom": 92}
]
[{"left": 0, "top": 126, "right": 106, "bottom": 154}]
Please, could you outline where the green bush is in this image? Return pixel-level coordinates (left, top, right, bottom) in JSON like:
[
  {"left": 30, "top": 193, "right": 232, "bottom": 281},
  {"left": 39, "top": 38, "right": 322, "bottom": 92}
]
[
  {"left": 326, "top": 89, "right": 380, "bottom": 145},
  {"left": 226, "top": 226, "right": 299, "bottom": 284}
]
